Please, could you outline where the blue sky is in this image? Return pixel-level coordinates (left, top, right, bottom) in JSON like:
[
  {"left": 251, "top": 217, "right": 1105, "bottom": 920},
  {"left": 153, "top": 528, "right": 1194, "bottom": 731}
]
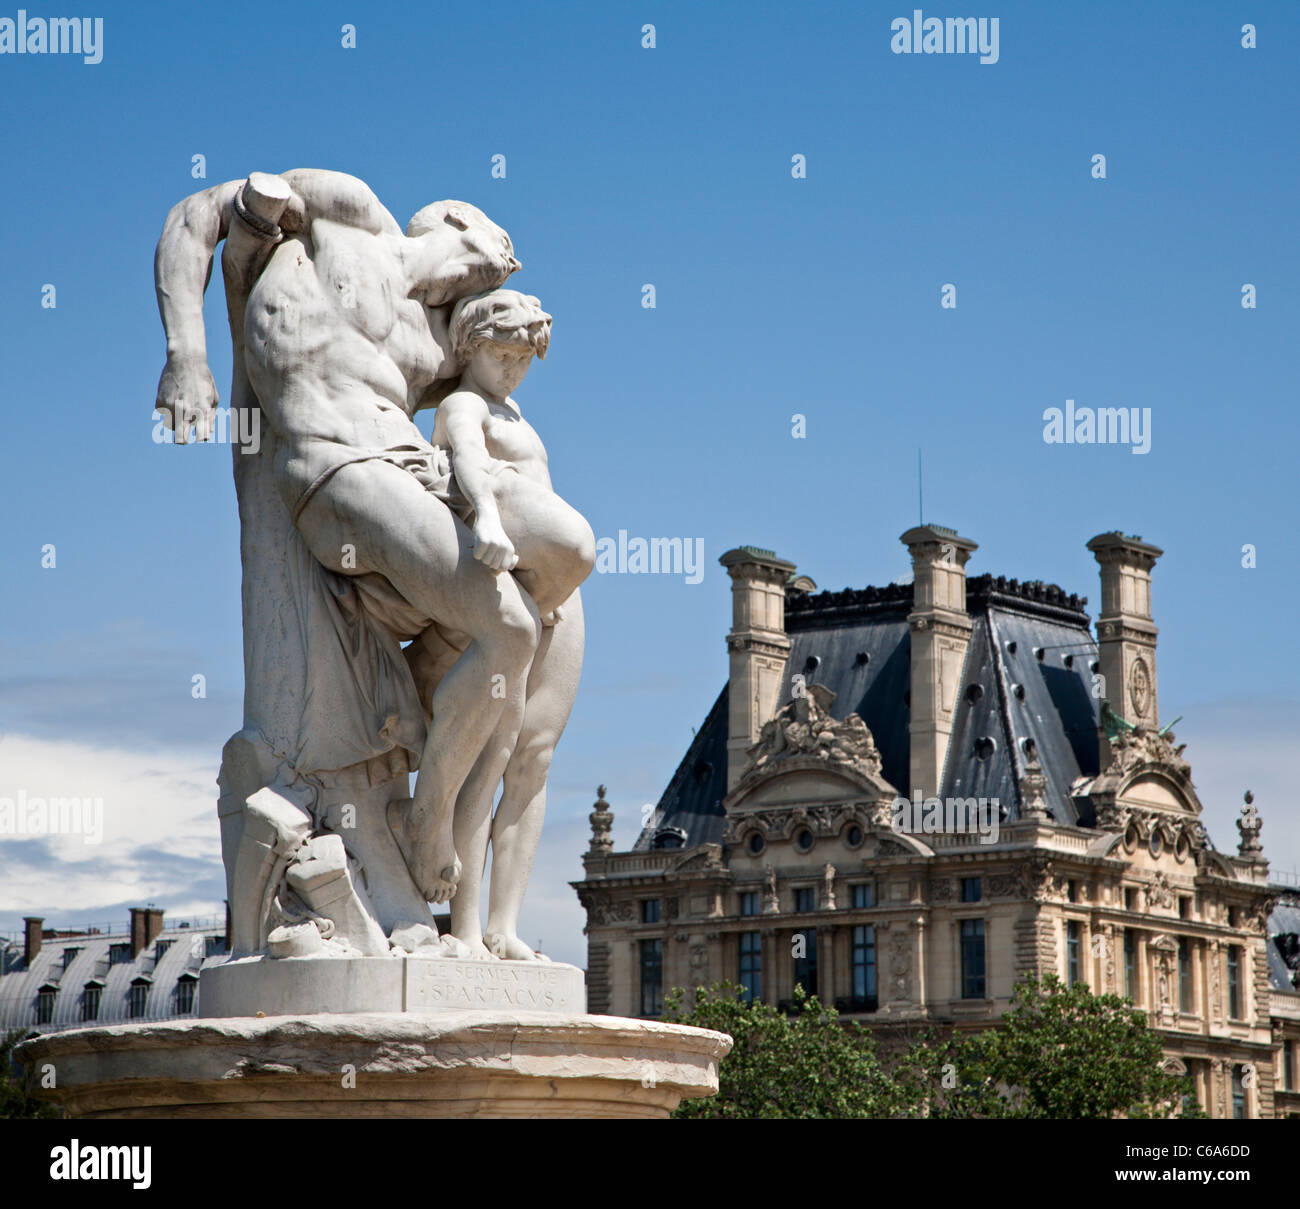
[{"left": 2, "top": 1, "right": 1298, "bottom": 960}]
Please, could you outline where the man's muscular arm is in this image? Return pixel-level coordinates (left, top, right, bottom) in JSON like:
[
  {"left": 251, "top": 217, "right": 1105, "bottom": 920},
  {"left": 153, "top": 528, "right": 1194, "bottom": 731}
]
[
  {"left": 153, "top": 169, "right": 390, "bottom": 442},
  {"left": 153, "top": 179, "right": 242, "bottom": 441}
]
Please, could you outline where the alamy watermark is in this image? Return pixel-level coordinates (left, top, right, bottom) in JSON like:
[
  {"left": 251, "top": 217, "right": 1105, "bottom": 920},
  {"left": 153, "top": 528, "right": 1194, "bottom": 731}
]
[
  {"left": 890, "top": 11, "right": 999, "bottom": 64},
  {"left": 892, "top": 792, "right": 1000, "bottom": 845},
  {"left": 1043, "top": 399, "right": 1151, "bottom": 455},
  {"left": 0, "top": 790, "right": 103, "bottom": 844},
  {"left": 152, "top": 406, "right": 261, "bottom": 453},
  {"left": 594, "top": 530, "right": 704, "bottom": 584},
  {"left": 0, "top": 12, "right": 102, "bottom": 63}
]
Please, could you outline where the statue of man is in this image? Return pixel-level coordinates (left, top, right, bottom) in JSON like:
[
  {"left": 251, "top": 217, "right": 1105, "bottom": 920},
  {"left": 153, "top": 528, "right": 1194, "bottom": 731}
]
[{"left": 155, "top": 170, "right": 543, "bottom": 911}]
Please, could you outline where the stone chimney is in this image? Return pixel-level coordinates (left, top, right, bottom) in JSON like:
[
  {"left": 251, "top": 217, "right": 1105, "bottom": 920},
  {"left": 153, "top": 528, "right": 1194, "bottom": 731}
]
[
  {"left": 1087, "top": 531, "right": 1162, "bottom": 762},
  {"left": 130, "top": 907, "right": 165, "bottom": 958},
  {"left": 23, "top": 917, "right": 43, "bottom": 967},
  {"left": 720, "top": 546, "right": 797, "bottom": 791},
  {"left": 901, "top": 524, "right": 978, "bottom": 800}
]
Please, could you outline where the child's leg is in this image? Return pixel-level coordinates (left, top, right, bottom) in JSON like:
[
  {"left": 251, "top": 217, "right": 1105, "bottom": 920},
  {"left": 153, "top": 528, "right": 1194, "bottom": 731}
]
[
  {"left": 493, "top": 475, "right": 595, "bottom": 618},
  {"left": 485, "top": 590, "right": 584, "bottom": 960}
]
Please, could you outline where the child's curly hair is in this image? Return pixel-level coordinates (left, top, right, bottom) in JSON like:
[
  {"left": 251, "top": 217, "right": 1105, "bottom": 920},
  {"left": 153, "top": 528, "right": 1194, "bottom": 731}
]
[{"left": 450, "top": 289, "right": 551, "bottom": 362}]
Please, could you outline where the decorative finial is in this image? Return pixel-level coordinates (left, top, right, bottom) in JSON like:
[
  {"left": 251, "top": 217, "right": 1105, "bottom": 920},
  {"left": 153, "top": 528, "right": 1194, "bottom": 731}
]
[
  {"left": 1237, "top": 792, "right": 1263, "bottom": 859},
  {"left": 588, "top": 785, "right": 614, "bottom": 855}
]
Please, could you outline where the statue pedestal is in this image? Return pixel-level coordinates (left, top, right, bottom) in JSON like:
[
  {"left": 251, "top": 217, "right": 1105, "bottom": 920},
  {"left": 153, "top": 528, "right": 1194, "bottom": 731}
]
[
  {"left": 17, "top": 1010, "right": 731, "bottom": 1119},
  {"left": 200, "top": 953, "right": 589, "bottom": 1017}
]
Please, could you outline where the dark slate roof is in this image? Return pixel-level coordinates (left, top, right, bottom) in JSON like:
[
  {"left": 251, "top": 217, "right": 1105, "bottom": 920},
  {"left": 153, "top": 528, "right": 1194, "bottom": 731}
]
[
  {"left": 638, "top": 572, "right": 1100, "bottom": 850},
  {"left": 1268, "top": 891, "right": 1300, "bottom": 993},
  {"left": 942, "top": 577, "right": 1099, "bottom": 824},
  {"left": 635, "top": 685, "right": 729, "bottom": 851}
]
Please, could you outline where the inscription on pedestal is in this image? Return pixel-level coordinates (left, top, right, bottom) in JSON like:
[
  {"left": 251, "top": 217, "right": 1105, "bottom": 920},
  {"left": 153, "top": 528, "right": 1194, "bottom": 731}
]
[{"left": 404, "top": 958, "right": 585, "bottom": 1013}]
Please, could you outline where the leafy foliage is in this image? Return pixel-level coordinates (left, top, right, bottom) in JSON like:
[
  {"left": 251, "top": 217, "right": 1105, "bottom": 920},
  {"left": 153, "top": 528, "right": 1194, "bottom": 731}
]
[
  {"left": 671, "top": 974, "right": 1203, "bottom": 1119},
  {"left": 665, "top": 982, "right": 904, "bottom": 1119}
]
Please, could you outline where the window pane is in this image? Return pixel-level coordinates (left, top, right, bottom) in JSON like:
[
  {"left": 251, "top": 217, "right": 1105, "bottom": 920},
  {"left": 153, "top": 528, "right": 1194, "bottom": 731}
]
[
  {"left": 960, "top": 919, "right": 985, "bottom": 999},
  {"left": 851, "top": 924, "right": 876, "bottom": 1006},
  {"left": 739, "top": 932, "right": 762, "bottom": 1002},
  {"left": 639, "top": 939, "right": 663, "bottom": 1016}
]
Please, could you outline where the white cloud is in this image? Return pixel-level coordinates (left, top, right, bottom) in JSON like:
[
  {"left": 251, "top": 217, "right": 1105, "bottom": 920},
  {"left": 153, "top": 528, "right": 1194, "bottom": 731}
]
[{"left": 0, "top": 733, "right": 221, "bottom": 929}]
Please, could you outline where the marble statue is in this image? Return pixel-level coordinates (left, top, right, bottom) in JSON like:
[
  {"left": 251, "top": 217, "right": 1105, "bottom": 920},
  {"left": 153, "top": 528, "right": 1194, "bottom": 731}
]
[{"left": 153, "top": 171, "right": 593, "bottom": 974}]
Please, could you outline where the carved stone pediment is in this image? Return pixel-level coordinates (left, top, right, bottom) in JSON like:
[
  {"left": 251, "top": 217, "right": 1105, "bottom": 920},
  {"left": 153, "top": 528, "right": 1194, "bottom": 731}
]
[
  {"left": 670, "top": 844, "right": 726, "bottom": 875},
  {"left": 726, "top": 685, "right": 897, "bottom": 814},
  {"left": 741, "top": 684, "right": 884, "bottom": 783}
]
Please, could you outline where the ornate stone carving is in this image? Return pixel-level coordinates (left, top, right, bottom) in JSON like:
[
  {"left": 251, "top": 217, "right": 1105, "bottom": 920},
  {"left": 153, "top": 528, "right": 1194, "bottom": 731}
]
[
  {"left": 741, "top": 683, "right": 883, "bottom": 782},
  {"left": 929, "top": 878, "right": 954, "bottom": 903},
  {"left": 763, "top": 865, "right": 780, "bottom": 915},
  {"left": 988, "top": 868, "right": 1032, "bottom": 899},
  {"left": 1129, "top": 657, "right": 1152, "bottom": 721},
  {"left": 888, "top": 927, "right": 912, "bottom": 1002},
  {"left": 1145, "top": 872, "right": 1175, "bottom": 910}
]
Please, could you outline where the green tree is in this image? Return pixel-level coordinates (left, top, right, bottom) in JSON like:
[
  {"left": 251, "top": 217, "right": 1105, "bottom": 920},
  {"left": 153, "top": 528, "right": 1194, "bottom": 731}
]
[
  {"left": 0, "top": 1029, "right": 59, "bottom": 1119},
  {"left": 898, "top": 974, "right": 1204, "bottom": 1119},
  {"left": 665, "top": 981, "right": 903, "bottom": 1119}
]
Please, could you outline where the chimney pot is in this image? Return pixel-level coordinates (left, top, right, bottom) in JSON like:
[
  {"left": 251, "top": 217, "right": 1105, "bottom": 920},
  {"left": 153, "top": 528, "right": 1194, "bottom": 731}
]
[{"left": 23, "top": 916, "right": 44, "bottom": 967}]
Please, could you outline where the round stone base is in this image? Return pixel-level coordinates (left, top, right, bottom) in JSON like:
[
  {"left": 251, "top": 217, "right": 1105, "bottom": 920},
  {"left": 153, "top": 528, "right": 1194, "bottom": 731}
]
[{"left": 16, "top": 1011, "right": 732, "bottom": 1119}]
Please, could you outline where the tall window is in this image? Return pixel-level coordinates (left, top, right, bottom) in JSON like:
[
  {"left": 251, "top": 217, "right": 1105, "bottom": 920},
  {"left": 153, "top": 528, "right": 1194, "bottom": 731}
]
[
  {"left": 81, "top": 983, "right": 101, "bottom": 1022},
  {"left": 128, "top": 980, "right": 150, "bottom": 1019},
  {"left": 61, "top": 947, "right": 81, "bottom": 971},
  {"left": 1284, "top": 1042, "right": 1295, "bottom": 1092},
  {"left": 1178, "top": 938, "right": 1192, "bottom": 1012},
  {"left": 794, "top": 887, "right": 816, "bottom": 914},
  {"left": 1124, "top": 929, "right": 1137, "bottom": 1001},
  {"left": 1231, "top": 1065, "right": 1247, "bottom": 1119},
  {"left": 738, "top": 932, "right": 762, "bottom": 1002},
  {"left": 960, "top": 919, "right": 985, "bottom": 1000},
  {"left": 640, "top": 899, "right": 660, "bottom": 925},
  {"left": 739, "top": 891, "right": 759, "bottom": 917},
  {"left": 851, "top": 924, "right": 876, "bottom": 1007},
  {"left": 961, "top": 877, "right": 982, "bottom": 903},
  {"left": 1066, "top": 921, "right": 1082, "bottom": 986},
  {"left": 36, "top": 987, "right": 56, "bottom": 1025},
  {"left": 1227, "top": 946, "right": 1242, "bottom": 1019},
  {"left": 639, "top": 939, "right": 663, "bottom": 1016},
  {"left": 176, "top": 975, "right": 197, "bottom": 1015},
  {"left": 792, "top": 929, "right": 818, "bottom": 997},
  {"left": 155, "top": 938, "right": 173, "bottom": 959},
  {"left": 109, "top": 942, "right": 132, "bottom": 965},
  {"left": 851, "top": 883, "right": 874, "bottom": 909}
]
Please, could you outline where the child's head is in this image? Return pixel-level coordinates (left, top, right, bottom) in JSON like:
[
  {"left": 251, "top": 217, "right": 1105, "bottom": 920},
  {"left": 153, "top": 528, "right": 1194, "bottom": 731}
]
[{"left": 450, "top": 289, "right": 551, "bottom": 364}]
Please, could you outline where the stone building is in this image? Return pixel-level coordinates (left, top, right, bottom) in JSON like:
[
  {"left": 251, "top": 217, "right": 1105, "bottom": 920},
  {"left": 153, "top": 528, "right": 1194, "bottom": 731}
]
[
  {"left": 573, "top": 527, "right": 1300, "bottom": 1118},
  {"left": 0, "top": 909, "right": 228, "bottom": 1034}
]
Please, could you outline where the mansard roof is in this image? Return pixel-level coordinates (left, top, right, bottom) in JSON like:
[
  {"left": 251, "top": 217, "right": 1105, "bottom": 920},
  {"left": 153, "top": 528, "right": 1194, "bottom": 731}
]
[
  {"left": 637, "top": 574, "right": 1099, "bottom": 850},
  {"left": 0, "top": 922, "right": 225, "bottom": 1034}
]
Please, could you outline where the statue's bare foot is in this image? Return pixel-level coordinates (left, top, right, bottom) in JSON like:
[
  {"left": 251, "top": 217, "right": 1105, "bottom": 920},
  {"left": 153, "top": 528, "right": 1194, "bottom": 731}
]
[
  {"left": 387, "top": 798, "right": 462, "bottom": 904},
  {"left": 462, "top": 937, "right": 497, "bottom": 961},
  {"left": 486, "top": 931, "right": 549, "bottom": 962}
]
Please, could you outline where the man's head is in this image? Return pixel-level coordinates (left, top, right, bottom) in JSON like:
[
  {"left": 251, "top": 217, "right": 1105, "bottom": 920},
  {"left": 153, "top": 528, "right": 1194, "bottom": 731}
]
[
  {"left": 404, "top": 201, "right": 520, "bottom": 306},
  {"left": 450, "top": 289, "right": 552, "bottom": 399}
]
